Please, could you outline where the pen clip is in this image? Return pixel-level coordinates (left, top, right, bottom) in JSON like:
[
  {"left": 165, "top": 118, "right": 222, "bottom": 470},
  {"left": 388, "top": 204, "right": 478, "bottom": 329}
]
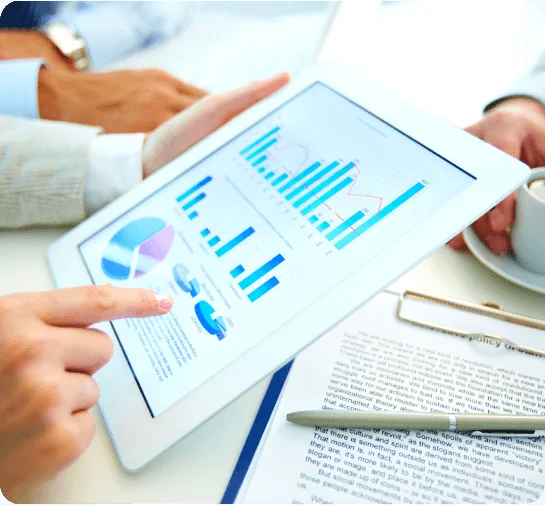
[{"left": 471, "top": 430, "right": 545, "bottom": 439}]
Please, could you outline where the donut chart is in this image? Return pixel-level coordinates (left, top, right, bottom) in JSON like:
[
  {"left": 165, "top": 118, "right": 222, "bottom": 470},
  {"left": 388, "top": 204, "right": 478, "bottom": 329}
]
[{"left": 102, "top": 217, "right": 174, "bottom": 280}]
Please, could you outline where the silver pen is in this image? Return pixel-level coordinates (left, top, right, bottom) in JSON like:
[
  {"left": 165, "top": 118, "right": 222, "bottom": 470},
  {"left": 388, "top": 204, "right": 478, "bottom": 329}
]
[{"left": 286, "top": 411, "right": 545, "bottom": 438}]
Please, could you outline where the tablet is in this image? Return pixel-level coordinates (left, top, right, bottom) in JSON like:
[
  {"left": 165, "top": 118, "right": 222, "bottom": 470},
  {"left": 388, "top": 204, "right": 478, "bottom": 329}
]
[{"left": 47, "top": 63, "right": 529, "bottom": 471}]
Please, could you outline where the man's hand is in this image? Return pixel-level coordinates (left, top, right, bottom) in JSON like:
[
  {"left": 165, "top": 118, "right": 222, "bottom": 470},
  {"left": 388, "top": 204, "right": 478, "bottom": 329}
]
[
  {"left": 449, "top": 97, "right": 545, "bottom": 254},
  {"left": 142, "top": 73, "right": 290, "bottom": 177},
  {"left": 0, "top": 30, "right": 74, "bottom": 72},
  {"left": 38, "top": 67, "right": 208, "bottom": 133},
  {"left": 0, "top": 285, "right": 173, "bottom": 500}
]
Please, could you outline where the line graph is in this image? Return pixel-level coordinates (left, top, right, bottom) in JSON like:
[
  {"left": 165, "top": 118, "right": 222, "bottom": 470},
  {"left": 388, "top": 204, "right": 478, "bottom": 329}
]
[{"left": 239, "top": 124, "right": 428, "bottom": 250}]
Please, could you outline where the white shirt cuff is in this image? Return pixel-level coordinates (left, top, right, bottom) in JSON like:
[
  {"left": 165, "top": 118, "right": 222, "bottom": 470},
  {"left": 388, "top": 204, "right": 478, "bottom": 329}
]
[
  {"left": 84, "top": 133, "right": 145, "bottom": 216},
  {"left": 0, "top": 59, "right": 48, "bottom": 118}
]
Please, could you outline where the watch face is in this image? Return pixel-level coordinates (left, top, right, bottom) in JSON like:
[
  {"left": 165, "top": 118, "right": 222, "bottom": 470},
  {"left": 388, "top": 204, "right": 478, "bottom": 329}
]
[{"left": 45, "top": 23, "right": 90, "bottom": 70}]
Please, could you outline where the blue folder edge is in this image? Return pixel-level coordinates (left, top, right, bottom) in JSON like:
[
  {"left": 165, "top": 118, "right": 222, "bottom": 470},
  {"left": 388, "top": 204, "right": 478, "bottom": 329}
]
[{"left": 221, "top": 361, "right": 293, "bottom": 504}]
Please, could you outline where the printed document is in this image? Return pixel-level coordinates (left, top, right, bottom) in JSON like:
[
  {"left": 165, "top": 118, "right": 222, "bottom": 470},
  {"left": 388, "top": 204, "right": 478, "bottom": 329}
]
[{"left": 240, "top": 292, "right": 545, "bottom": 504}]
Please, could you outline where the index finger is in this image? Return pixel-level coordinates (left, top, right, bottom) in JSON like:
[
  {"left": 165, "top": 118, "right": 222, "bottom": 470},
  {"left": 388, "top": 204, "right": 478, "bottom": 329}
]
[{"left": 29, "top": 285, "right": 173, "bottom": 327}]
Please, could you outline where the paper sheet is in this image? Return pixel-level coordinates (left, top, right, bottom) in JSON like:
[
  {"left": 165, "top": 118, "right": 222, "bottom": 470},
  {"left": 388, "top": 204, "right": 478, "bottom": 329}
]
[{"left": 240, "top": 292, "right": 545, "bottom": 504}]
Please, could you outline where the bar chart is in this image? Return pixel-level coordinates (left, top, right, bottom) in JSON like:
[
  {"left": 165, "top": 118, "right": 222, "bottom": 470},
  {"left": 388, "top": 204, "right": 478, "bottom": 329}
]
[
  {"left": 239, "top": 126, "right": 428, "bottom": 252},
  {"left": 199, "top": 223, "right": 284, "bottom": 302},
  {"left": 176, "top": 175, "right": 213, "bottom": 220}
]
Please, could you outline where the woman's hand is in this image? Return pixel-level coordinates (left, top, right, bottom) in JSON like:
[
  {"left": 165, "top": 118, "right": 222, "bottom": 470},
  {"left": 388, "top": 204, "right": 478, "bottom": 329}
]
[{"left": 0, "top": 285, "right": 173, "bottom": 500}]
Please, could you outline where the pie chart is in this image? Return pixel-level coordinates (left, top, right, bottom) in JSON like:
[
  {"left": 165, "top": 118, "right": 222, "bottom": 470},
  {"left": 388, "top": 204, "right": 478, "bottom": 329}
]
[
  {"left": 194, "top": 301, "right": 228, "bottom": 341},
  {"left": 102, "top": 217, "right": 174, "bottom": 280}
]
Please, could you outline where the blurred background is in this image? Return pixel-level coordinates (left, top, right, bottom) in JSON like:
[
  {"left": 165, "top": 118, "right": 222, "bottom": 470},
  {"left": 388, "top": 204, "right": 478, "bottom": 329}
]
[{"left": 109, "top": 0, "right": 545, "bottom": 128}]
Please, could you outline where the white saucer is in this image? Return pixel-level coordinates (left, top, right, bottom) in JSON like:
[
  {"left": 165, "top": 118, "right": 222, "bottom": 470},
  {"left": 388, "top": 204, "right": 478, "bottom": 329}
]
[{"left": 463, "top": 228, "right": 545, "bottom": 294}]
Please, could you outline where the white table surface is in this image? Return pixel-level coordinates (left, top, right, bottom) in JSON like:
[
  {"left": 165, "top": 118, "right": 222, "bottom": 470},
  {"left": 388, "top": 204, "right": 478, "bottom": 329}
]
[{"left": 3, "top": 2, "right": 545, "bottom": 503}]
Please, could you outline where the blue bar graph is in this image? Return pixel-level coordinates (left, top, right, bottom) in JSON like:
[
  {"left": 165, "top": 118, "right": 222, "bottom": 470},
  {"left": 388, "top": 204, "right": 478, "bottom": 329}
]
[
  {"left": 238, "top": 254, "right": 285, "bottom": 290},
  {"left": 230, "top": 265, "right": 245, "bottom": 278},
  {"left": 308, "top": 215, "right": 319, "bottom": 224},
  {"left": 201, "top": 228, "right": 210, "bottom": 237},
  {"left": 272, "top": 174, "right": 288, "bottom": 187},
  {"left": 265, "top": 172, "right": 275, "bottom": 180},
  {"left": 292, "top": 162, "right": 354, "bottom": 208},
  {"left": 208, "top": 236, "right": 220, "bottom": 247},
  {"left": 182, "top": 192, "right": 206, "bottom": 211},
  {"left": 317, "top": 222, "right": 330, "bottom": 232},
  {"left": 258, "top": 167, "right": 266, "bottom": 174},
  {"left": 286, "top": 161, "right": 341, "bottom": 201},
  {"left": 335, "top": 182, "right": 426, "bottom": 250},
  {"left": 188, "top": 211, "right": 198, "bottom": 220},
  {"left": 252, "top": 155, "right": 267, "bottom": 167},
  {"left": 216, "top": 227, "right": 255, "bottom": 257},
  {"left": 240, "top": 126, "right": 280, "bottom": 156},
  {"left": 301, "top": 177, "right": 354, "bottom": 216},
  {"left": 176, "top": 176, "right": 212, "bottom": 203},
  {"left": 246, "top": 138, "right": 277, "bottom": 161},
  {"left": 325, "top": 211, "right": 365, "bottom": 241},
  {"left": 248, "top": 277, "right": 280, "bottom": 303},
  {"left": 278, "top": 162, "right": 321, "bottom": 194}
]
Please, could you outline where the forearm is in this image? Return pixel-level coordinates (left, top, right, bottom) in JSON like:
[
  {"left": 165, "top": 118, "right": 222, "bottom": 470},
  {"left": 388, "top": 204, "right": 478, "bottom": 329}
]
[{"left": 0, "top": 117, "right": 99, "bottom": 228}]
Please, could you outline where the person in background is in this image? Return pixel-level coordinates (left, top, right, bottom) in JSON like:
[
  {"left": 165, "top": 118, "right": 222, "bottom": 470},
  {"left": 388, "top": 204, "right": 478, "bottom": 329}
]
[
  {"left": 450, "top": 54, "right": 545, "bottom": 254},
  {"left": 0, "top": 74, "right": 289, "bottom": 502},
  {"left": 0, "top": 1, "right": 207, "bottom": 133},
  {"left": 0, "top": 73, "right": 289, "bottom": 227}
]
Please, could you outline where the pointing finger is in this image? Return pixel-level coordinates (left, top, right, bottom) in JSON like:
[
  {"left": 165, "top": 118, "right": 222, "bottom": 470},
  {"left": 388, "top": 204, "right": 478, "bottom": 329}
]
[{"left": 30, "top": 285, "right": 173, "bottom": 327}]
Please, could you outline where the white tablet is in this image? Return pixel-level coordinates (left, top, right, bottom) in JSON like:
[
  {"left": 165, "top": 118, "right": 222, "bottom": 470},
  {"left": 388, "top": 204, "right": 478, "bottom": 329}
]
[{"left": 47, "top": 63, "right": 529, "bottom": 471}]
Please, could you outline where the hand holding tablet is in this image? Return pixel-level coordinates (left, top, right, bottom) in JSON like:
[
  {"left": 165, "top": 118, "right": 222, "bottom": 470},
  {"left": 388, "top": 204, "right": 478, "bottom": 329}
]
[
  {"left": 142, "top": 73, "right": 290, "bottom": 177},
  {"left": 48, "top": 63, "right": 529, "bottom": 470}
]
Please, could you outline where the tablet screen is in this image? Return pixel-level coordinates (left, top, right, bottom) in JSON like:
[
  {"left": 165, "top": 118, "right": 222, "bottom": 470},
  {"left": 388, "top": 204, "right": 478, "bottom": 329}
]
[{"left": 79, "top": 82, "right": 475, "bottom": 417}]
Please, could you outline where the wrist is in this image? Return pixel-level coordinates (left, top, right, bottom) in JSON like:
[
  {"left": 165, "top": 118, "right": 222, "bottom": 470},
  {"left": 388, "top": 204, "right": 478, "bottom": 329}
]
[
  {"left": 37, "top": 68, "right": 62, "bottom": 120},
  {"left": 33, "top": 30, "right": 76, "bottom": 72}
]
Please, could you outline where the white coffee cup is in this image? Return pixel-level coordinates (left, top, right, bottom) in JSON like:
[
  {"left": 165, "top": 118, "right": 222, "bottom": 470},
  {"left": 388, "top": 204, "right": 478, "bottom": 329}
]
[{"left": 511, "top": 168, "right": 545, "bottom": 274}]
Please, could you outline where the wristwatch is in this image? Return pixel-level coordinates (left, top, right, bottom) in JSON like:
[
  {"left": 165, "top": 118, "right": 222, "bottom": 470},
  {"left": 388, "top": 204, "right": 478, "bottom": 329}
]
[{"left": 39, "top": 22, "right": 91, "bottom": 72}]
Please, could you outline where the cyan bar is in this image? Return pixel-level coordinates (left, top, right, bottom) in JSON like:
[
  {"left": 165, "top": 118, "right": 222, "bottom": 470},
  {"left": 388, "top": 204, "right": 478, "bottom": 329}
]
[
  {"left": 238, "top": 254, "right": 285, "bottom": 290},
  {"left": 246, "top": 138, "right": 277, "bottom": 161},
  {"left": 308, "top": 215, "right": 319, "bottom": 224},
  {"left": 286, "top": 161, "right": 341, "bottom": 201},
  {"left": 252, "top": 155, "right": 267, "bottom": 167},
  {"left": 188, "top": 211, "right": 198, "bottom": 220},
  {"left": 201, "top": 228, "right": 210, "bottom": 237},
  {"left": 325, "top": 211, "right": 365, "bottom": 241},
  {"left": 272, "top": 173, "right": 288, "bottom": 187},
  {"left": 216, "top": 227, "right": 255, "bottom": 257},
  {"left": 335, "top": 182, "right": 426, "bottom": 250},
  {"left": 317, "top": 222, "right": 330, "bottom": 232},
  {"left": 258, "top": 167, "right": 266, "bottom": 174},
  {"left": 292, "top": 162, "right": 354, "bottom": 208},
  {"left": 176, "top": 176, "right": 212, "bottom": 202},
  {"left": 301, "top": 177, "right": 353, "bottom": 216},
  {"left": 230, "top": 265, "right": 245, "bottom": 278},
  {"left": 248, "top": 277, "right": 280, "bottom": 303},
  {"left": 278, "top": 162, "right": 321, "bottom": 194},
  {"left": 265, "top": 172, "right": 275, "bottom": 180},
  {"left": 240, "top": 126, "right": 280, "bottom": 156},
  {"left": 208, "top": 236, "right": 220, "bottom": 247},
  {"left": 182, "top": 192, "right": 206, "bottom": 211}
]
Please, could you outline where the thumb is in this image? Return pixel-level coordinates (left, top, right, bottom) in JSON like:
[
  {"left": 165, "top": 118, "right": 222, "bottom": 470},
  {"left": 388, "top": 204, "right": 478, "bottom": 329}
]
[{"left": 32, "top": 285, "right": 173, "bottom": 327}]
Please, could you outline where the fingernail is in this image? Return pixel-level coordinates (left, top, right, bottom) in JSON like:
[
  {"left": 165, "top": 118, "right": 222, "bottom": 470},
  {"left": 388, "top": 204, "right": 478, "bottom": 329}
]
[{"left": 154, "top": 293, "right": 173, "bottom": 310}]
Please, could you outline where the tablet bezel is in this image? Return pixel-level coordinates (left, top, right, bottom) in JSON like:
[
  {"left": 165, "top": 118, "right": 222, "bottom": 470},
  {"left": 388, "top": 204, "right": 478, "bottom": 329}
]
[{"left": 47, "top": 62, "right": 529, "bottom": 471}]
